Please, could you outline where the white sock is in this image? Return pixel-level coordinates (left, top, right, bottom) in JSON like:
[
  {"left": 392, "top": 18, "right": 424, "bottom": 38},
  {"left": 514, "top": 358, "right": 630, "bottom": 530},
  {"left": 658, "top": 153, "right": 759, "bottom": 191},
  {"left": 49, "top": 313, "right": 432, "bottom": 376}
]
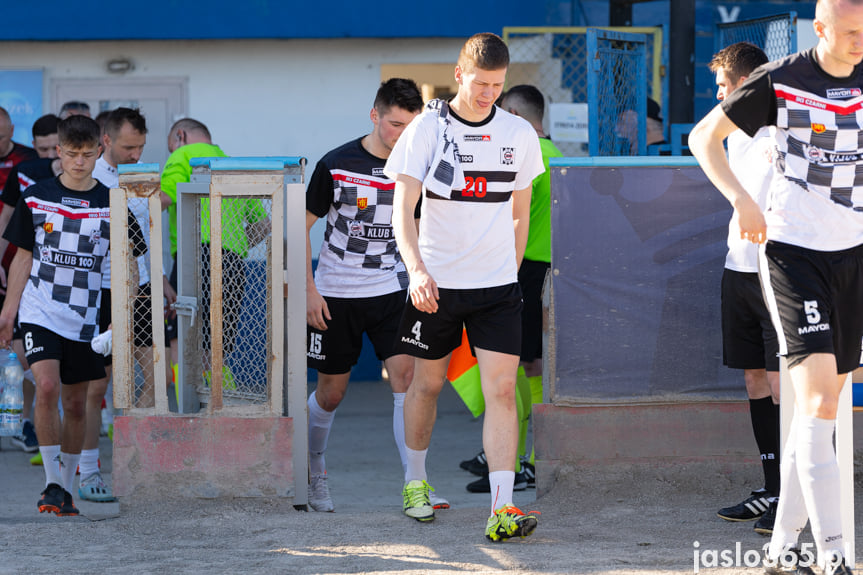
[
  {"left": 769, "top": 417, "right": 809, "bottom": 559},
  {"left": 392, "top": 392, "right": 407, "bottom": 474},
  {"left": 23, "top": 369, "right": 33, "bottom": 383},
  {"left": 489, "top": 470, "right": 515, "bottom": 513},
  {"left": 60, "top": 452, "right": 81, "bottom": 492},
  {"left": 307, "top": 391, "right": 335, "bottom": 477},
  {"left": 796, "top": 415, "right": 844, "bottom": 565},
  {"left": 79, "top": 448, "right": 100, "bottom": 478},
  {"left": 40, "top": 445, "right": 62, "bottom": 488},
  {"left": 404, "top": 446, "right": 427, "bottom": 483}
]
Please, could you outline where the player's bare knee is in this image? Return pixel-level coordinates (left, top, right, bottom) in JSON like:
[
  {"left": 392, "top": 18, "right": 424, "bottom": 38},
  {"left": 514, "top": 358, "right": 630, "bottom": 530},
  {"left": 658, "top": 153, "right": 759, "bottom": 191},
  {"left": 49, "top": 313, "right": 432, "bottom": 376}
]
[{"left": 743, "top": 369, "right": 771, "bottom": 399}]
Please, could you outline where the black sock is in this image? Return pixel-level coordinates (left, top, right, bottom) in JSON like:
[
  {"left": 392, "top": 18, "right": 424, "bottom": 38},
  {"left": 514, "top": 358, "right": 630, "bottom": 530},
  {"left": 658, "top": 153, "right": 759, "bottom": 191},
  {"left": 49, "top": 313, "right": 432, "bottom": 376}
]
[{"left": 749, "top": 397, "right": 780, "bottom": 496}]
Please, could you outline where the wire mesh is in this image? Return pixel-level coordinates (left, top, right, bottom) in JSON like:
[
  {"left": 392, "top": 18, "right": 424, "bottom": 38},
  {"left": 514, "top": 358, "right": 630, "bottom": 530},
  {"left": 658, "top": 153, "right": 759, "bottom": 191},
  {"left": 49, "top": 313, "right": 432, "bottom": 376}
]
[
  {"left": 126, "top": 197, "right": 158, "bottom": 408},
  {"left": 716, "top": 12, "right": 797, "bottom": 61},
  {"left": 588, "top": 30, "right": 648, "bottom": 156},
  {"left": 504, "top": 27, "right": 661, "bottom": 157},
  {"left": 194, "top": 195, "right": 273, "bottom": 406}
]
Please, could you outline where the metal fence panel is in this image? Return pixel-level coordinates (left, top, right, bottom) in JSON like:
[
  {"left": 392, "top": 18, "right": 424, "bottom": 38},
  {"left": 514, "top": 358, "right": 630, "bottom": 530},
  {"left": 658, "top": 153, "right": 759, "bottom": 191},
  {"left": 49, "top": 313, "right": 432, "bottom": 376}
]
[
  {"left": 587, "top": 29, "right": 648, "bottom": 156},
  {"left": 716, "top": 12, "right": 797, "bottom": 61},
  {"left": 549, "top": 158, "right": 741, "bottom": 403},
  {"left": 504, "top": 26, "right": 662, "bottom": 157}
]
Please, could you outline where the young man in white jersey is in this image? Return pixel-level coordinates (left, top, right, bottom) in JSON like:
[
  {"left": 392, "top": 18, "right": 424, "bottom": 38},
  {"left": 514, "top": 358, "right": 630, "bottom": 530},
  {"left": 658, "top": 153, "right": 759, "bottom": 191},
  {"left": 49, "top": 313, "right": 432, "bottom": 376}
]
[
  {"left": 0, "top": 116, "right": 141, "bottom": 517},
  {"left": 707, "top": 43, "right": 783, "bottom": 536},
  {"left": 385, "top": 33, "right": 544, "bottom": 540},
  {"left": 304, "top": 79, "right": 452, "bottom": 512},
  {"left": 690, "top": 1, "right": 863, "bottom": 572}
]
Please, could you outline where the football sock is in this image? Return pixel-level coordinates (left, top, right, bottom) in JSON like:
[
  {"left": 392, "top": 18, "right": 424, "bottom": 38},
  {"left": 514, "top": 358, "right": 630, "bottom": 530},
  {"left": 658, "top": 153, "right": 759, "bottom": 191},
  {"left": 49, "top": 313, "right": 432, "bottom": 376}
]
[
  {"left": 490, "top": 470, "right": 515, "bottom": 513},
  {"left": 40, "top": 445, "right": 62, "bottom": 488},
  {"left": 404, "top": 446, "right": 428, "bottom": 483},
  {"left": 60, "top": 451, "right": 80, "bottom": 492},
  {"left": 796, "top": 414, "right": 843, "bottom": 565},
  {"left": 78, "top": 448, "right": 100, "bottom": 478},
  {"left": 769, "top": 416, "right": 807, "bottom": 560},
  {"left": 392, "top": 392, "right": 407, "bottom": 474},
  {"left": 307, "top": 391, "right": 335, "bottom": 477},
  {"left": 749, "top": 396, "right": 781, "bottom": 495}
]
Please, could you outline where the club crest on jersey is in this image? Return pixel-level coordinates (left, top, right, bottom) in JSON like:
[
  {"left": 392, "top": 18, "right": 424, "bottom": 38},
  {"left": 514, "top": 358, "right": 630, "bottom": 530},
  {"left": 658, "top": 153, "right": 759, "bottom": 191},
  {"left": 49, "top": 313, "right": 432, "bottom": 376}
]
[
  {"left": 357, "top": 197, "right": 368, "bottom": 210},
  {"left": 826, "top": 87, "right": 861, "bottom": 99},
  {"left": 464, "top": 135, "right": 492, "bottom": 142},
  {"left": 804, "top": 145, "right": 825, "bottom": 162},
  {"left": 811, "top": 123, "right": 827, "bottom": 134},
  {"left": 43, "top": 222, "right": 53, "bottom": 234},
  {"left": 501, "top": 147, "right": 515, "bottom": 165},
  {"left": 89, "top": 229, "right": 102, "bottom": 244}
]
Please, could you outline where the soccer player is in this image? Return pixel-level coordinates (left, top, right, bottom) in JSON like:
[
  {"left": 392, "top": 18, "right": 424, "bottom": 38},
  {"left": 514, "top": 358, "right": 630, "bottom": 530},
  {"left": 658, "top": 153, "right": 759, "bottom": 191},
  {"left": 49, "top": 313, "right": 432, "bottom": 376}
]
[
  {"left": 461, "top": 85, "right": 564, "bottom": 494},
  {"left": 386, "top": 33, "right": 544, "bottom": 540},
  {"left": 706, "top": 43, "right": 782, "bottom": 536},
  {"left": 0, "top": 115, "right": 143, "bottom": 516},
  {"left": 690, "top": 1, "right": 862, "bottom": 572},
  {"left": 305, "top": 78, "right": 452, "bottom": 512}
]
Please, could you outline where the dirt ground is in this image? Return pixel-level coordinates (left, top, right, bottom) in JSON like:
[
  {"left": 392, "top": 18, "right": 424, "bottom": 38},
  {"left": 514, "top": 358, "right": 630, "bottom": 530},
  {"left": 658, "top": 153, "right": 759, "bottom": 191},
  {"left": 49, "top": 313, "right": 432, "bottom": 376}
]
[{"left": 1, "top": 381, "right": 861, "bottom": 575}]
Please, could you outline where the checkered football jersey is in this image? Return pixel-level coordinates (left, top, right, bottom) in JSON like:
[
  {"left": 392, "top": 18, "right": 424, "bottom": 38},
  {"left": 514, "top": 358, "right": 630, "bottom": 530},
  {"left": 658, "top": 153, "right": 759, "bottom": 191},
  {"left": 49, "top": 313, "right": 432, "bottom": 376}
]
[
  {"left": 385, "top": 105, "right": 544, "bottom": 289},
  {"left": 5, "top": 177, "right": 116, "bottom": 342},
  {"left": 722, "top": 48, "right": 863, "bottom": 251},
  {"left": 307, "top": 137, "right": 408, "bottom": 298}
]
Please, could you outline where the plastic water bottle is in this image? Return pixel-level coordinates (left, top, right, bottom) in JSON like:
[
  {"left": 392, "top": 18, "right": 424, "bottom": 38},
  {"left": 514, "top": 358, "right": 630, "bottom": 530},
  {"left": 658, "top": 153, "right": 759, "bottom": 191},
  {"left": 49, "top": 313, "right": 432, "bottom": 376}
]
[{"left": 0, "top": 349, "right": 24, "bottom": 437}]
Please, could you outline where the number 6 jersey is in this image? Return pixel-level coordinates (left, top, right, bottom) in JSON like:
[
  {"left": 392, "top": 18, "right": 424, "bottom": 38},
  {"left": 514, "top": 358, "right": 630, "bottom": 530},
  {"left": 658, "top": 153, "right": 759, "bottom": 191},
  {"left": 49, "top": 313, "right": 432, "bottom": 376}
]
[{"left": 4, "top": 176, "right": 141, "bottom": 342}]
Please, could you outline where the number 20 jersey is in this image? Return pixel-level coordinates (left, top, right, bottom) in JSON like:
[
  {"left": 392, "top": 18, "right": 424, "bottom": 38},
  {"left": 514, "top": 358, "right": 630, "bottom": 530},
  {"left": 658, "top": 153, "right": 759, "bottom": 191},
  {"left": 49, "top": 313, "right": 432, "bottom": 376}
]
[{"left": 385, "top": 105, "right": 544, "bottom": 289}]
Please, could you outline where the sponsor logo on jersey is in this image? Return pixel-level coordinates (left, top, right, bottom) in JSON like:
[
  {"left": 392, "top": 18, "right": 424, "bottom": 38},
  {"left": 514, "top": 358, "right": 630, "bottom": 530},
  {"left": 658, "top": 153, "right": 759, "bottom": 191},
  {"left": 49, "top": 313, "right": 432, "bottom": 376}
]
[
  {"left": 357, "top": 197, "right": 368, "bottom": 210},
  {"left": 826, "top": 87, "right": 861, "bottom": 99},
  {"left": 464, "top": 135, "right": 491, "bottom": 142},
  {"left": 457, "top": 154, "right": 474, "bottom": 163},
  {"left": 61, "top": 197, "right": 90, "bottom": 208},
  {"left": 501, "top": 147, "right": 515, "bottom": 165},
  {"left": 811, "top": 123, "right": 827, "bottom": 134},
  {"left": 307, "top": 352, "right": 326, "bottom": 360},
  {"left": 804, "top": 144, "right": 863, "bottom": 164},
  {"left": 346, "top": 220, "right": 393, "bottom": 240},
  {"left": 372, "top": 167, "right": 385, "bottom": 176},
  {"left": 42, "top": 249, "right": 96, "bottom": 270},
  {"left": 43, "top": 222, "right": 53, "bottom": 234}
]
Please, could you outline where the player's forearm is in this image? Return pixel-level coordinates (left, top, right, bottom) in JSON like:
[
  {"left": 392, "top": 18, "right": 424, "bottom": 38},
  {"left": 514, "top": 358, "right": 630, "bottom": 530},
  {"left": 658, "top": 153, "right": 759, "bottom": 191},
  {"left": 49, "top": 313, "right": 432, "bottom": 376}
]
[
  {"left": 392, "top": 180, "right": 425, "bottom": 276},
  {"left": 0, "top": 250, "right": 31, "bottom": 321},
  {"left": 689, "top": 108, "right": 752, "bottom": 212}
]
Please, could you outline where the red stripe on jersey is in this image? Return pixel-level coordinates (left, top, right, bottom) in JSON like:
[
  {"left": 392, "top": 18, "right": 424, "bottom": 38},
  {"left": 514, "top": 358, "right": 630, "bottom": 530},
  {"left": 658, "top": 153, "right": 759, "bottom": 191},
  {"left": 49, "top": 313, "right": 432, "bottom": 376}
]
[
  {"left": 775, "top": 89, "right": 863, "bottom": 115},
  {"left": 26, "top": 200, "right": 110, "bottom": 220},
  {"left": 331, "top": 172, "right": 394, "bottom": 191}
]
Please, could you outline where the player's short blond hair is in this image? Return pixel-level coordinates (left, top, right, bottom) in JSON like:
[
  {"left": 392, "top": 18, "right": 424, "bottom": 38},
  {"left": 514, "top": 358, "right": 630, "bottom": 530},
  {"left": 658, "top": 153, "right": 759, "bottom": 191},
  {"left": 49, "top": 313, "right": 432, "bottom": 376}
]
[{"left": 457, "top": 33, "right": 510, "bottom": 73}]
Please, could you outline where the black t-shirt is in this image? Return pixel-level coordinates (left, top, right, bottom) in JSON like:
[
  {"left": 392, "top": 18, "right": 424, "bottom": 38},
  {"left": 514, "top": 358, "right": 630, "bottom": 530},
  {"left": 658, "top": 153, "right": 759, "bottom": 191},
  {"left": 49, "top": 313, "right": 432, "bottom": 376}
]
[{"left": 2, "top": 157, "right": 56, "bottom": 208}]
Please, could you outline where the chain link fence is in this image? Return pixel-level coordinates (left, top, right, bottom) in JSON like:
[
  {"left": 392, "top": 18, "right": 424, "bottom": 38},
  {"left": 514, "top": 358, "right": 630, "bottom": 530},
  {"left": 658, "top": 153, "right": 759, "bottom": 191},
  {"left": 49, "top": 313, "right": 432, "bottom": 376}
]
[
  {"left": 715, "top": 12, "right": 798, "bottom": 61},
  {"left": 193, "top": 193, "right": 273, "bottom": 407},
  {"left": 504, "top": 26, "right": 663, "bottom": 157},
  {"left": 587, "top": 29, "right": 649, "bottom": 156}
]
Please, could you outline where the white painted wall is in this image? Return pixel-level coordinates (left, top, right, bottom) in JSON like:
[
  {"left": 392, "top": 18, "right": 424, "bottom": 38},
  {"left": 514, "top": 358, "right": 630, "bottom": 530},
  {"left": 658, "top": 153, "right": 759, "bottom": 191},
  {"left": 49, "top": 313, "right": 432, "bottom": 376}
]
[
  {"left": 1, "top": 38, "right": 465, "bottom": 255},
  {"left": 1, "top": 37, "right": 465, "bottom": 171}
]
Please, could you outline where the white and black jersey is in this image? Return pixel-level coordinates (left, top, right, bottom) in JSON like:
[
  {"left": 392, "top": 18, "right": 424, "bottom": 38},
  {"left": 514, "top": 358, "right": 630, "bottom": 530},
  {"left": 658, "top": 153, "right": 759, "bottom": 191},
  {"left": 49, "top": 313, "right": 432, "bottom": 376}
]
[
  {"left": 385, "top": 105, "right": 544, "bottom": 289},
  {"left": 4, "top": 177, "right": 144, "bottom": 342},
  {"left": 721, "top": 48, "right": 863, "bottom": 251},
  {"left": 307, "top": 137, "right": 408, "bottom": 298},
  {"left": 726, "top": 127, "right": 774, "bottom": 272}
]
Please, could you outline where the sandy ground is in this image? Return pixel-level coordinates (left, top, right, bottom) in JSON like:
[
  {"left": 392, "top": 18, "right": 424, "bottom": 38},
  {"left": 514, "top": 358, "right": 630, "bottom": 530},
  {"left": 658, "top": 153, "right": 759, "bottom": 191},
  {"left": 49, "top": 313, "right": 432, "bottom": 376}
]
[{"left": 1, "top": 381, "right": 861, "bottom": 575}]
